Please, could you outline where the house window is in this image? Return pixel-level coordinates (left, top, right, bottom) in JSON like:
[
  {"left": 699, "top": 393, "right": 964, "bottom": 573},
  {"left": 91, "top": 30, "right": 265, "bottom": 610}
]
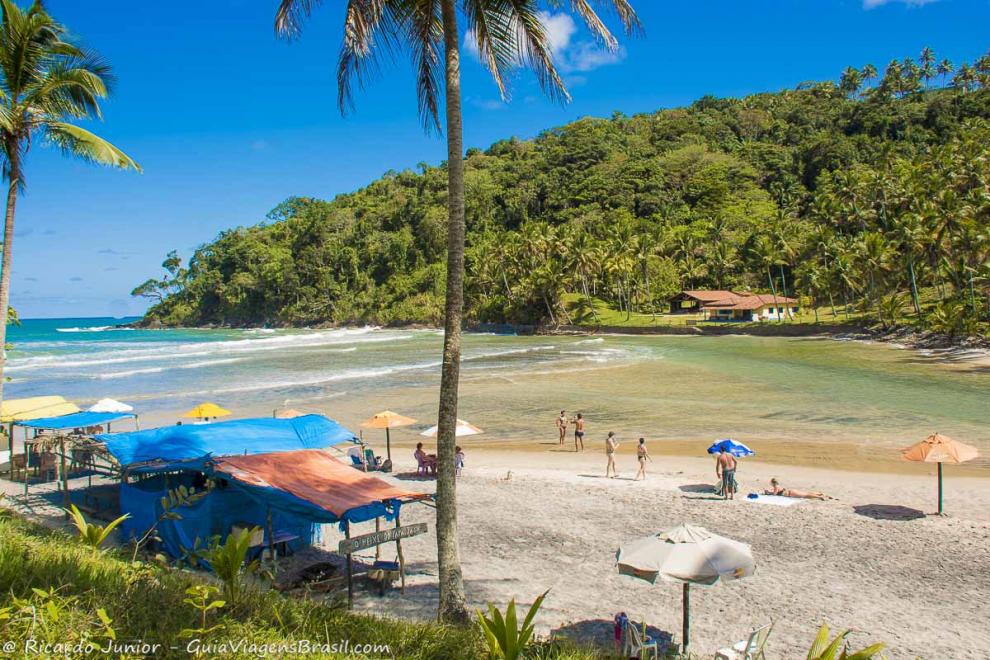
[
  {"left": 777, "top": 307, "right": 783, "bottom": 314},
  {"left": 791, "top": 307, "right": 798, "bottom": 313}
]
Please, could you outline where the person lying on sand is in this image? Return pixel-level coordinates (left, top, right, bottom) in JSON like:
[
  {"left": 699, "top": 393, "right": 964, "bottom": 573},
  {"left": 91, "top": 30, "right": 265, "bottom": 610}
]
[{"left": 764, "top": 477, "right": 831, "bottom": 500}]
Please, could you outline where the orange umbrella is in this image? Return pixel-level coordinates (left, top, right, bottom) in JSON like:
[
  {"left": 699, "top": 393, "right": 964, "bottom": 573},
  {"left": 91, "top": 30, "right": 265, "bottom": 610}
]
[
  {"left": 902, "top": 432, "right": 979, "bottom": 515},
  {"left": 360, "top": 410, "right": 417, "bottom": 461}
]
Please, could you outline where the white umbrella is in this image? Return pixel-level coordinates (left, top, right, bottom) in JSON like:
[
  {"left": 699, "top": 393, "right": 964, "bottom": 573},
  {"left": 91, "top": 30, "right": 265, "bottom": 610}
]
[
  {"left": 420, "top": 418, "right": 483, "bottom": 438},
  {"left": 87, "top": 398, "right": 134, "bottom": 413},
  {"left": 616, "top": 524, "right": 755, "bottom": 655}
]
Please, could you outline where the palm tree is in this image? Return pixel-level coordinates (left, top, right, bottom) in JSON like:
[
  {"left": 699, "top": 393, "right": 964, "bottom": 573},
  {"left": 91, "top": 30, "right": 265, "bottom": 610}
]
[
  {"left": 0, "top": 0, "right": 140, "bottom": 406},
  {"left": 273, "top": 0, "right": 641, "bottom": 623},
  {"left": 936, "top": 58, "right": 954, "bottom": 87},
  {"left": 839, "top": 66, "right": 862, "bottom": 97},
  {"left": 860, "top": 63, "right": 878, "bottom": 89},
  {"left": 918, "top": 46, "right": 935, "bottom": 89}
]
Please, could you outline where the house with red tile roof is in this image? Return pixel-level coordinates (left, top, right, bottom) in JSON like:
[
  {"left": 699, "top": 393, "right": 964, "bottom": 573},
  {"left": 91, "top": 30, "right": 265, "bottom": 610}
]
[{"left": 669, "top": 290, "right": 799, "bottom": 321}]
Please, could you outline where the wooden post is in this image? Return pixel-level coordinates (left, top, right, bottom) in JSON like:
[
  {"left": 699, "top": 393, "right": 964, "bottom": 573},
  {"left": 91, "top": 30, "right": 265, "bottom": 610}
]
[
  {"left": 266, "top": 507, "right": 276, "bottom": 563},
  {"left": 395, "top": 511, "right": 406, "bottom": 594},
  {"left": 937, "top": 462, "right": 944, "bottom": 515},
  {"left": 60, "top": 436, "right": 69, "bottom": 519},
  {"left": 344, "top": 520, "right": 353, "bottom": 608},
  {"left": 682, "top": 583, "right": 690, "bottom": 655},
  {"left": 374, "top": 516, "right": 382, "bottom": 561},
  {"left": 385, "top": 427, "right": 392, "bottom": 462},
  {"left": 23, "top": 438, "right": 29, "bottom": 498}
]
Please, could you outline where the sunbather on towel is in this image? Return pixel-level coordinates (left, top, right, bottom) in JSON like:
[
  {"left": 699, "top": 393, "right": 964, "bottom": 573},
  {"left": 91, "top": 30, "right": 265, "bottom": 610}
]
[{"left": 764, "top": 477, "right": 831, "bottom": 500}]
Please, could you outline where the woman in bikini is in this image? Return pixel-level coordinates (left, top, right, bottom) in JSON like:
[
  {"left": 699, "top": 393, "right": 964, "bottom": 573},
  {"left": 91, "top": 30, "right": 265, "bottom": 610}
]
[
  {"left": 635, "top": 438, "right": 652, "bottom": 480},
  {"left": 764, "top": 477, "right": 830, "bottom": 500}
]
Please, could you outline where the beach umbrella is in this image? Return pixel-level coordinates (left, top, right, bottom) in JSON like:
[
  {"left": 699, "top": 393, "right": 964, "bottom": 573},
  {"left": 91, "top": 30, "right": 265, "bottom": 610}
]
[
  {"left": 361, "top": 410, "right": 416, "bottom": 461},
  {"left": 616, "top": 523, "right": 756, "bottom": 655},
  {"left": 88, "top": 398, "right": 134, "bottom": 413},
  {"left": 706, "top": 439, "right": 754, "bottom": 457},
  {"left": 181, "top": 402, "right": 231, "bottom": 421},
  {"left": 419, "top": 418, "right": 483, "bottom": 438},
  {"left": 901, "top": 432, "right": 979, "bottom": 515}
]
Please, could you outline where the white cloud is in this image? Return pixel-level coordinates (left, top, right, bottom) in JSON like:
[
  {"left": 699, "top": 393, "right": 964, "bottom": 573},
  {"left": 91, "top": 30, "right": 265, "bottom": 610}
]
[
  {"left": 464, "top": 12, "right": 621, "bottom": 77},
  {"left": 863, "top": 0, "right": 938, "bottom": 9}
]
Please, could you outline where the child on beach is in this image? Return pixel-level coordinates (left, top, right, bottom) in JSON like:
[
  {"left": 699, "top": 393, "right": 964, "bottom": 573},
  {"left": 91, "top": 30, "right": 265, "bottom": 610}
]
[
  {"left": 455, "top": 446, "right": 465, "bottom": 477},
  {"left": 605, "top": 432, "right": 619, "bottom": 478},
  {"left": 635, "top": 438, "right": 652, "bottom": 480}
]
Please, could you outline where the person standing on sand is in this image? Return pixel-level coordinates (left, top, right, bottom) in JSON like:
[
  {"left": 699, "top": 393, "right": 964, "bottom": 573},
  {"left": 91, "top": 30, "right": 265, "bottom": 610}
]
[
  {"left": 605, "top": 432, "right": 619, "bottom": 478},
  {"left": 716, "top": 447, "right": 737, "bottom": 500},
  {"left": 557, "top": 410, "right": 568, "bottom": 445},
  {"left": 573, "top": 413, "right": 585, "bottom": 452},
  {"left": 634, "top": 438, "right": 652, "bottom": 481}
]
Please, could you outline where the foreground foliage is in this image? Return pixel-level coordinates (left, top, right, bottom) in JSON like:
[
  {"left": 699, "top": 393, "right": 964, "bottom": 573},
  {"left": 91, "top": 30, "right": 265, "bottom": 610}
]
[
  {"left": 137, "top": 49, "right": 990, "bottom": 335},
  {"left": 476, "top": 589, "right": 549, "bottom": 659},
  {"left": 0, "top": 510, "right": 486, "bottom": 659}
]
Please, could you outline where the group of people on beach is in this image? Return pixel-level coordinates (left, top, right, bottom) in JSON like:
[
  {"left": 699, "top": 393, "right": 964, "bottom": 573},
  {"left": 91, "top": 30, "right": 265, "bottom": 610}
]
[{"left": 556, "top": 411, "right": 655, "bottom": 480}]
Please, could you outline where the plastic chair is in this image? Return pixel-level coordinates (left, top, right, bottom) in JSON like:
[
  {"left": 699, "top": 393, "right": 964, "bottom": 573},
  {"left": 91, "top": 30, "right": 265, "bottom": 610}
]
[
  {"left": 715, "top": 622, "right": 773, "bottom": 660},
  {"left": 623, "top": 620, "right": 658, "bottom": 660}
]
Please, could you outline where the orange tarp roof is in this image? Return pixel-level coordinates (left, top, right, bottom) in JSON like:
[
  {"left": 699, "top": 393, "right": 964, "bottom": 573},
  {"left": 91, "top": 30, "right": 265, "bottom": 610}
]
[{"left": 212, "top": 449, "right": 426, "bottom": 518}]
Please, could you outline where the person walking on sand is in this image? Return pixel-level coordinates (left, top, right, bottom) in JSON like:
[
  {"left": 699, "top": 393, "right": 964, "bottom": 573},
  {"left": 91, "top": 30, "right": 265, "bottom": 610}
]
[
  {"left": 557, "top": 410, "right": 568, "bottom": 445},
  {"left": 634, "top": 438, "right": 652, "bottom": 480},
  {"left": 605, "top": 432, "right": 619, "bottom": 478},
  {"left": 716, "top": 447, "right": 737, "bottom": 500},
  {"left": 573, "top": 413, "right": 585, "bottom": 452}
]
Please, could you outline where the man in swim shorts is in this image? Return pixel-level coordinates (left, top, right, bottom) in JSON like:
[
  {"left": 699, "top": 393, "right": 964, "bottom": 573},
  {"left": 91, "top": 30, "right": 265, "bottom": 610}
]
[{"left": 716, "top": 447, "right": 737, "bottom": 500}]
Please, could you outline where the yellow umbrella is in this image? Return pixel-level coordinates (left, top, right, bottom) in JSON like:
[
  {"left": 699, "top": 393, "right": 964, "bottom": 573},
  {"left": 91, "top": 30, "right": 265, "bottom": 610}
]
[
  {"left": 902, "top": 432, "right": 979, "bottom": 515},
  {"left": 182, "top": 402, "right": 231, "bottom": 421},
  {"left": 361, "top": 410, "right": 417, "bottom": 461},
  {"left": 1, "top": 395, "right": 80, "bottom": 423}
]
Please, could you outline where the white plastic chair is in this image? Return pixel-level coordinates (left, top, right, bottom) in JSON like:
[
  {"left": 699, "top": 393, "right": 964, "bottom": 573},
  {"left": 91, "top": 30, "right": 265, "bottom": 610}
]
[
  {"left": 715, "top": 622, "right": 772, "bottom": 660},
  {"left": 623, "top": 620, "right": 658, "bottom": 660}
]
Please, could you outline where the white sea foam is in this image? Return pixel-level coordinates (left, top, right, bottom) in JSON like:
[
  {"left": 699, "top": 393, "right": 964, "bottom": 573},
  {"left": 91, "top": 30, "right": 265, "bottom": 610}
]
[
  {"left": 56, "top": 325, "right": 132, "bottom": 333},
  {"left": 96, "top": 357, "right": 246, "bottom": 379},
  {"left": 7, "top": 327, "right": 414, "bottom": 372}
]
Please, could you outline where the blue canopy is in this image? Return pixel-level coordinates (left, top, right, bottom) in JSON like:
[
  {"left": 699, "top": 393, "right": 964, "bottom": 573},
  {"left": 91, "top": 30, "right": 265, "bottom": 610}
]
[
  {"left": 16, "top": 410, "right": 136, "bottom": 430},
  {"left": 707, "top": 438, "right": 755, "bottom": 457},
  {"left": 97, "top": 414, "right": 356, "bottom": 470}
]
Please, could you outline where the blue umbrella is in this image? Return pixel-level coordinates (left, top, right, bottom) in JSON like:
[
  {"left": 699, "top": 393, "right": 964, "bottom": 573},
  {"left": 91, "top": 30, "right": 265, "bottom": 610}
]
[{"left": 706, "top": 439, "right": 754, "bottom": 458}]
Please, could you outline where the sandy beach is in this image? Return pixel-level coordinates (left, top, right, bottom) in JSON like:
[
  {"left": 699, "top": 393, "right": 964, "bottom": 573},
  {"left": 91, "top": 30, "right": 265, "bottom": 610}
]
[
  {"left": 337, "top": 446, "right": 990, "bottom": 659},
  {"left": 9, "top": 442, "right": 987, "bottom": 659}
]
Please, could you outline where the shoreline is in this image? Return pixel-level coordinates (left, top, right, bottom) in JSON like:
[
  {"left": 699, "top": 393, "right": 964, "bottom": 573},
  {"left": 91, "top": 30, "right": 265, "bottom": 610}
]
[{"left": 128, "top": 317, "right": 990, "bottom": 354}]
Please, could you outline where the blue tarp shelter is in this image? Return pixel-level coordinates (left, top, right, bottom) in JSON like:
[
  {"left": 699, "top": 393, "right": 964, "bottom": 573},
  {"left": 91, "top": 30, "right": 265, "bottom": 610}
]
[
  {"left": 15, "top": 410, "right": 136, "bottom": 430},
  {"left": 97, "top": 415, "right": 404, "bottom": 560},
  {"left": 96, "top": 414, "right": 355, "bottom": 473}
]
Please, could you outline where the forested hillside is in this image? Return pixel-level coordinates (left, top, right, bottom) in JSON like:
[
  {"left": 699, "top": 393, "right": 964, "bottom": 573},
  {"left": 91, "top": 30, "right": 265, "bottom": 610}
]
[{"left": 136, "top": 50, "right": 990, "bottom": 333}]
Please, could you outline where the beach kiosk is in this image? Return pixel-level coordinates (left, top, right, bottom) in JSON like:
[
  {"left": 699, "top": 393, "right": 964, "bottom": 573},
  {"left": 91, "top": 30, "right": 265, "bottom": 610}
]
[{"left": 93, "top": 415, "right": 431, "bottom": 604}]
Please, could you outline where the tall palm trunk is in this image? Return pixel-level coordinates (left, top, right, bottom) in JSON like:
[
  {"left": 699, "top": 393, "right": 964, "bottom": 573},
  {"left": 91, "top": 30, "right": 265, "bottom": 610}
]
[
  {"left": 435, "top": 0, "right": 468, "bottom": 624},
  {"left": 907, "top": 258, "right": 922, "bottom": 318},
  {"left": 779, "top": 265, "right": 794, "bottom": 320},
  {"left": 0, "top": 146, "right": 21, "bottom": 408},
  {"left": 766, "top": 268, "right": 780, "bottom": 322}
]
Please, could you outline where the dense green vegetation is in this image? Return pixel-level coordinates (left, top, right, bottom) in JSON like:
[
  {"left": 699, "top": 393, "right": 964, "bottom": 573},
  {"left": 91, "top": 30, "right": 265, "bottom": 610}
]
[
  {"left": 0, "top": 509, "right": 495, "bottom": 659},
  {"left": 137, "top": 50, "right": 990, "bottom": 335}
]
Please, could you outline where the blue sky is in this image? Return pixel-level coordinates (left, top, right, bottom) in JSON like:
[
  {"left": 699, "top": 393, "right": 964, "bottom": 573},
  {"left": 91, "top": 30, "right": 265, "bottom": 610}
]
[{"left": 11, "top": 0, "right": 990, "bottom": 318}]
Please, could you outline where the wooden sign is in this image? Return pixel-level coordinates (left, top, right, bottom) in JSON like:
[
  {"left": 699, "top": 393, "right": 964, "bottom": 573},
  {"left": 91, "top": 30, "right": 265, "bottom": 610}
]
[{"left": 339, "top": 523, "right": 427, "bottom": 555}]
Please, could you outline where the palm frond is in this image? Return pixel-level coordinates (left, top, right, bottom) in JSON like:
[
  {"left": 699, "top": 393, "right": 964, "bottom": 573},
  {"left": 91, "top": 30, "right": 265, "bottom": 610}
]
[
  {"left": 335, "top": 1, "right": 404, "bottom": 118},
  {"left": 44, "top": 122, "right": 141, "bottom": 172},
  {"left": 404, "top": 0, "right": 443, "bottom": 132},
  {"left": 464, "top": 0, "right": 516, "bottom": 100},
  {"left": 274, "top": 0, "right": 325, "bottom": 38},
  {"left": 506, "top": 0, "right": 569, "bottom": 104},
  {"left": 546, "top": 0, "right": 643, "bottom": 49}
]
